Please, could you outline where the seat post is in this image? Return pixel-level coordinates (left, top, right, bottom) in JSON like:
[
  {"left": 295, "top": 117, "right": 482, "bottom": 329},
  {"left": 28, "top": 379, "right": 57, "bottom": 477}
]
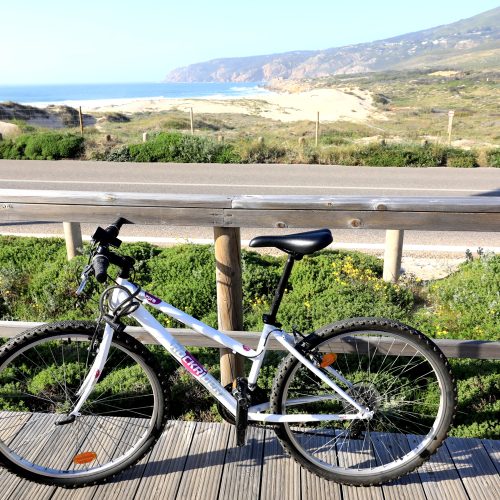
[{"left": 263, "top": 253, "right": 296, "bottom": 326}]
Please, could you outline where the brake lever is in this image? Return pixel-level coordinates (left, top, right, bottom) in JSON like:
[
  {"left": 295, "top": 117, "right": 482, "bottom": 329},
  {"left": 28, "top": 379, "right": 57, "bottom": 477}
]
[{"left": 76, "top": 264, "right": 94, "bottom": 296}]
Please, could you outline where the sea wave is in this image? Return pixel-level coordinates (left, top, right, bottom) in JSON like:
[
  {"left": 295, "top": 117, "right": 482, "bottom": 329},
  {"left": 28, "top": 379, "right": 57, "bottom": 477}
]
[{"left": 229, "top": 85, "right": 269, "bottom": 94}]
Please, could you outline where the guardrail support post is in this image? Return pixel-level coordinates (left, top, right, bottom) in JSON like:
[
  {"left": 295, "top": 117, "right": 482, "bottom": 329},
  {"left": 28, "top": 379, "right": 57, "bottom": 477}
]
[
  {"left": 63, "top": 222, "right": 83, "bottom": 260},
  {"left": 383, "top": 229, "right": 404, "bottom": 282},
  {"left": 214, "top": 226, "right": 244, "bottom": 386}
]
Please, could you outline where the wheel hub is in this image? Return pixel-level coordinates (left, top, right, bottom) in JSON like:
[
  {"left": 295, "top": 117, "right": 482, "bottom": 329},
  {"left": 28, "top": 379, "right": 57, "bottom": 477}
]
[{"left": 343, "top": 382, "right": 382, "bottom": 414}]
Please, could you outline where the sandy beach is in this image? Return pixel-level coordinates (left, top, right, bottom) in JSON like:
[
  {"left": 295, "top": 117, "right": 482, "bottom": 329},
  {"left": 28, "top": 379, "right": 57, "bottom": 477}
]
[{"left": 32, "top": 88, "right": 385, "bottom": 123}]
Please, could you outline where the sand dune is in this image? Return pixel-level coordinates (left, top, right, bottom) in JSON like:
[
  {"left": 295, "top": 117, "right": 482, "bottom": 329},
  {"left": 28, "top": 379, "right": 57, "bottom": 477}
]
[{"left": 55, "top": 88, "right": 385, "bottom": 123}]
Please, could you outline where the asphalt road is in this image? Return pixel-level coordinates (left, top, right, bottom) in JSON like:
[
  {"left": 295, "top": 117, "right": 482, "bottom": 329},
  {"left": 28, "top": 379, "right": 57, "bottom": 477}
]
[{"left": 1, "top": 160, "right": 499, "bottom": 253}]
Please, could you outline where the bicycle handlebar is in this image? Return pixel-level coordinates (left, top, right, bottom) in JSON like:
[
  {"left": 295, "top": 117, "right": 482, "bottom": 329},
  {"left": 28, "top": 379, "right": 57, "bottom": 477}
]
[
  {"left": 76, "top": 219, "right": 135, "bottom": 286},
  {"left": 93, "top": 253, "right": 110, "bottom": 283}
]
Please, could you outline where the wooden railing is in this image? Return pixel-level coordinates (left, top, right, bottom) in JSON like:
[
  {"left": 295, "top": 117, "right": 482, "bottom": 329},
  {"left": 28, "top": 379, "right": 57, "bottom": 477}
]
[
  {"left": 1, "top": 322, "right": 499, "bottom": 359},
  {"left": 1, "top": 189, "right": 499, "bottom": 378}
]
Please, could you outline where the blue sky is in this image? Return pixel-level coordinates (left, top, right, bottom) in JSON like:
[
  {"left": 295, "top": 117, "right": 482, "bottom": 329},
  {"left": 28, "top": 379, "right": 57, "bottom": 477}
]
[{"left": 1, "top": 1, "right": 498, "bottom": 84}]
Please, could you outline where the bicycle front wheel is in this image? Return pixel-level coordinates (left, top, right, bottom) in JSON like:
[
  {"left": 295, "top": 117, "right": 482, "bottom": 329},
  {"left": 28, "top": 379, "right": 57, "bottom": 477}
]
[
  {"left": 271, "top": 318, "right": 456, "bottom": 486},
  {"left": 0, "top": 321, "right": 168, "bottom": 487}
]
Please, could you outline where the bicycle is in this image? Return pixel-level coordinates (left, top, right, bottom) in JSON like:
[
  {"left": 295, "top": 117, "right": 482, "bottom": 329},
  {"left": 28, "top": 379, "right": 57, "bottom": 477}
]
[{"left": 0, "top": 219, "right": 456, "bottom": 488}]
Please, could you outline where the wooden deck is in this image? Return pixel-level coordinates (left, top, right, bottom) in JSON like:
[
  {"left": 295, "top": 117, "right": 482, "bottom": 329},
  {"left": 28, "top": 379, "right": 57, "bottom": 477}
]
[{"left": 0, "top": 420, "right": 499, "bottom": 500}]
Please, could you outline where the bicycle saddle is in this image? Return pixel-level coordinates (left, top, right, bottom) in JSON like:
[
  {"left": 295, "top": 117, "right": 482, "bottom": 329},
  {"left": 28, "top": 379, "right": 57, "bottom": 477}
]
[{"left": 249, "top": 229, "right": 333, "bottom": 256}]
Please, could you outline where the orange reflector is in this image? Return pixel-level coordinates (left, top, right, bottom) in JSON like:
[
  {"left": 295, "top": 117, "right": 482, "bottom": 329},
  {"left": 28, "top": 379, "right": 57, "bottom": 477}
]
[
  {"left": 73, "top": 452, "right": 97, "bottom": 465},
  {"left": 320, "top": 353, "right": 337, "bottom": 368}
]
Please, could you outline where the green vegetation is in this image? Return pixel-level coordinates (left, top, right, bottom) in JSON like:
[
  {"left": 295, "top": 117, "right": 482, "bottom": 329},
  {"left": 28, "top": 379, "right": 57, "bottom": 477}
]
[
  {"left": 487, "top": 149, "right": 500, "bottom": 168},
  {"left": 0, "top": 132, "right": 84, "bottom": 160},
  {"left": 2, "top": 127, "right": 495, "bottom": 167},
  {"left": 95, "top": 132, "right": 240, "bottom": 163},
  {"left": 414, "top": 252, "right": 500, "bottom": 341},
  {"left": 0, "top": 236, "right": 498, "bottom": 437}
]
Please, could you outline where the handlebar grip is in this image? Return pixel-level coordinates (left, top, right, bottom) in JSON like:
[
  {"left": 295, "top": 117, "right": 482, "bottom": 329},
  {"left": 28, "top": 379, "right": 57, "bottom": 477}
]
[
  {"left": 93, "top": 254, "right": 110, "bottom": 283},
  {"left": 104, "top": 218, "right": 127, "bottom": 239}
]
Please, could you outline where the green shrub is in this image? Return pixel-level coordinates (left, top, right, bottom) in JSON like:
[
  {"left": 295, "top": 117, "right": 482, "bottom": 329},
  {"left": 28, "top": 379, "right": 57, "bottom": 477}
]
[
  {"left": 486, "top": 149, "right": 500, "bottom": 168},
  {"left": 319, "top": 143, "right": 449, "bottom": 167},
  {"left": 279, "top": 252, "right": 413, "bottom": 331},
  {"left": 414, "top": 254, "right": 500, "bottom": 340},
  {"left": 0, "top": 132, "right": 84, "bottom": 160},
  {"left": 446, "top": 149, "right": 478, "bottom": 168},
  {"left": 449, "top": 359, "right": 500, "bottom": 439},
  {"left": 319, "top": 132, "right": 350, "bottom": 146},
  {"left": 101, "top": 145, "right": 133, "bottom": 162},
  {"left": 147, "top": 245, "right": 218, "bottom": 327},
  {"left": 237, "top": 140, "right": 287, "bottom": 163},
  {"left": 125, "top": 132, "right": 240, "bottom": 163}
]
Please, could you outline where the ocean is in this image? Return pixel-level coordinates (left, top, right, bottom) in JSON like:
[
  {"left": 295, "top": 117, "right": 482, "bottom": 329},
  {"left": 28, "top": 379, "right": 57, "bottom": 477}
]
[{"left": 0, "top": 82, "right": 266, "bottom": 104}]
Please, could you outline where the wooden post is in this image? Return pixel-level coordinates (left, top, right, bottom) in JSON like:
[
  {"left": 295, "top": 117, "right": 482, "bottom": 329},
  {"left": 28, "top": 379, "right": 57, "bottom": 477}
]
[
  {"left": 383, "top": 230, "right": 404, "bottom": 282},
  {"left": 315, "top": 111, "right": 320, "bottom": 146},
  {"left": 190, "top": 108, "right": 194, "bottom": 135},
  {"left": 63, "top": 222, "right": 83, "bottom": 260},
  {"left": 142, "top": 132, "right": 148, "bottom": 143},
  {"left": 447, "top": 110, "right": 454, "bottom": 146},
  {"left": 214, "top": 226, "right": 244, "bottom": 386},
  {"left": 78, "top": 107, "right": 84, "bottom": 136}
]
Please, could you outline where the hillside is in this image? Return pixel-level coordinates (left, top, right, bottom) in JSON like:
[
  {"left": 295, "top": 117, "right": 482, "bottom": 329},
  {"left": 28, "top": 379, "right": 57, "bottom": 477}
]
[{"left": 165, "top": 7, "right": 500, "bottom": 82}]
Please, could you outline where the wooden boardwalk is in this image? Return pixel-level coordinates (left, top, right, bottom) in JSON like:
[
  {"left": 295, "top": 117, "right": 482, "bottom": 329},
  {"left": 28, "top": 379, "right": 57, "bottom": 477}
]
[{"left": 0, "top": 420, "right": 499, "bottom": 500}]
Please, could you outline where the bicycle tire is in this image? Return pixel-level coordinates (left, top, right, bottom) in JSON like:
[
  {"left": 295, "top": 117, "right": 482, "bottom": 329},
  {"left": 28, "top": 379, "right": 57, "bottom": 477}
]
[
  {"left": 0, "top": 321, "right": 169, "bottom": 487},
  {"left": 270, "top": 317, "right": 456, "bottom": 486}
]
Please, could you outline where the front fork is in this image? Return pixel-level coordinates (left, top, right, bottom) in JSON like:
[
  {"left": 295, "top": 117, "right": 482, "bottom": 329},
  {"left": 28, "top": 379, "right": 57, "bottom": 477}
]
[{"left": 59, "top": 323, "right": 114, "bottom": 422}]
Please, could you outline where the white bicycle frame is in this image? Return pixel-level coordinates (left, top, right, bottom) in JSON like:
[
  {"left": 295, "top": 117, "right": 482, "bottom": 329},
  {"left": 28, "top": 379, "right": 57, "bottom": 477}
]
[{"left": 72, "top": 278, "right": 373, "bottom": 424}]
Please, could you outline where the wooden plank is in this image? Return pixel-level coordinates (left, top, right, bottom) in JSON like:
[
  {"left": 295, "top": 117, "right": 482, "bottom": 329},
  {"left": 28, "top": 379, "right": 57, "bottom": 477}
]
[
  {"left": 0, "top": 412, "right": 44, "bottom": 500},
  {"left": 336, "top": 432, "right": 384, "bottom": 500},
  {"left": 261, "top": 432, "right": 301, "bottom": 500},
  {"left": 232, "top": 195, "right": 500, "bottom": 213},
  {"left": 89, "top": 446, "right": 153, "bottom": 499},
  {"left": 0, "top": 204, "right": 225, "bottom": 226},
  {"left": 2, "top": 322, "right": 500, "bottom": 359},
  {"left": 218, "top": 425, "right": 266, "bottom": 500},
  {"left": 0, "top": 189, "right": 233, "bottom": 208},
  {"left": 446, "top": 437, "right": 500, "bottom": 500},
  {"left": 133, "top": 420, "right": 196, "bottom": 500},
  {"left": 482, "top": 439, "right": 500, "bottom": 475},
  {"left": 2, "top": 190, "right": 499, "bottom": 213},
  {"left": 223, "top": 209, "right": 500, "bottom": 231},
  {"left": 1, "top": 190, "right": 499, "bottom": 232},
  {"left": 50, "top": 417, "right": 158, "bottom": 500},
  {"left": 6, "top": 477, "right": 55, "bottom": 500},
  {"left": 297, "top": 432, "right": 342, "bottom": 500},
  {"left": 175, "top": 421, "right": 231, "bottom": 500},
  {"left": 4, "top": 413, "right": 88, "bottom": 500},
  {"left": 408, "top": 435, "right": 468, "bottom": 500},
  {"left": 370, "top": 433, "right": 426, "bottom": 499}
]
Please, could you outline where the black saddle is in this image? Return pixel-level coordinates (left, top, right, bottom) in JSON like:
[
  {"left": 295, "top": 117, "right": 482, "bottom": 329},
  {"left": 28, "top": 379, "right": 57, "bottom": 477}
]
[{"left": 249, "top": 229, "right": 333, "bottom": 256}]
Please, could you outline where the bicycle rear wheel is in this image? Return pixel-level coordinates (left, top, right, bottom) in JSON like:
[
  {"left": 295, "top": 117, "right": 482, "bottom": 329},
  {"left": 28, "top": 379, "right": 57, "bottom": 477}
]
[
  {"left": 271, "top": 318, "right": 456, "bottom": 486},
  {"left": 0, "top": 321, "right": 168, "bottom": 487}
]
